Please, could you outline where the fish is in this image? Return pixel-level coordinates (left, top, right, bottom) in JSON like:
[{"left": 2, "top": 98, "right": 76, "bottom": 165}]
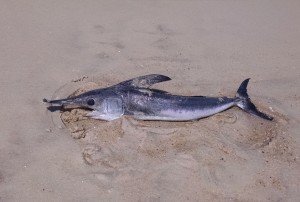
[{"left": 43, "top": 74, "right": 273, "bottom": 121}]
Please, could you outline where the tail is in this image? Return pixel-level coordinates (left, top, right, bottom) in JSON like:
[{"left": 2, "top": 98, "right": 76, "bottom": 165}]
[{"left": 235, "top": 79, "right": 273, "bottom": 121}]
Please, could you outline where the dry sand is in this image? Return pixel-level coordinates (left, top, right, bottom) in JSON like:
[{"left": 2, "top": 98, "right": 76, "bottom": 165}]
[{"left": 1, "top": 0, "right": 299, "bottom": 201}]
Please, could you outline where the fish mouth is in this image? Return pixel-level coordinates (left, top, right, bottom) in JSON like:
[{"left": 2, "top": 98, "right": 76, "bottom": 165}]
[
  {"left": 43, "top": 98, "right": 76, "bottom": 106},
  {"left": 43, "top": 98, "right": 86, "bottom": 112}
]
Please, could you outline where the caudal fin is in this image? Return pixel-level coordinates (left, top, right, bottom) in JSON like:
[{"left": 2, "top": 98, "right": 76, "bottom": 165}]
[{"left": 236, "top": 79, "right": 273, "bottom": 121}]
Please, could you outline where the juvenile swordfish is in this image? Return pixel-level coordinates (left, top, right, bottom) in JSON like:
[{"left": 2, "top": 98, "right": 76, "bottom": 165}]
[{"left": 43, "top": 74, "right": 273, "bottom": 121}]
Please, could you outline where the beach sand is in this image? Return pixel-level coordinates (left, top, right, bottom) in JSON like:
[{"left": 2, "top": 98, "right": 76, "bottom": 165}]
[{"left": 0, "top": 0, "right": 299, "bottom": 201}]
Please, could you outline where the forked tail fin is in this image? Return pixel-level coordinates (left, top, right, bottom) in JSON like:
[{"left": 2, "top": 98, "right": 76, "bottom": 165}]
[{"left": 236, "top": 79, "right": 273, "bottom": 121}]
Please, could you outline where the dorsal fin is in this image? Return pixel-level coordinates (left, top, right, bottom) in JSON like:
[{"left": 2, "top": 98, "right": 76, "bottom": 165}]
[{"left": 117, "top": 74, "right": 171, "bottom": 88}]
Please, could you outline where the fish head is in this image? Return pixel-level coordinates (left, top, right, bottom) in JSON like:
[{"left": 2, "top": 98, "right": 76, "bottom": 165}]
[
  {"left": 45, "top": 95, "right": 107, "bottom": 110},
  {"left": 43, "top": 89, "right": 123, "bottom": 112},
  {"left": 71, "top": 94, "right": 105, "bottom": 110}
]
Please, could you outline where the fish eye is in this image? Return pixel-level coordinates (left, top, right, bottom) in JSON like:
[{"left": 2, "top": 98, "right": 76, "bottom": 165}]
[{"left": 87, "top": 99, "right": 95, "bottom": 106}]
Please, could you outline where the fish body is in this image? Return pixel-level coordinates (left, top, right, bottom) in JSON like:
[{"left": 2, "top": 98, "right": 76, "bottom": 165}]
[
  {"left": 122, "top": 88, "right": 236, "bottom": 121},
  {"left": 44, "top": 74, "right": 273, "bottom": 121}
]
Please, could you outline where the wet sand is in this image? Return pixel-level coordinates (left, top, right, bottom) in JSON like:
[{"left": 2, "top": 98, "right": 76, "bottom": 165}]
[{"left": 1, "top": 0, "right": 299, "bottom": 201}]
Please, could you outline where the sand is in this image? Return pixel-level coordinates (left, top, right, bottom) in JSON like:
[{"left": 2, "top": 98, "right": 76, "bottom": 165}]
[{"left": 0, "top": 0, "right": 299, "bottom": 201}]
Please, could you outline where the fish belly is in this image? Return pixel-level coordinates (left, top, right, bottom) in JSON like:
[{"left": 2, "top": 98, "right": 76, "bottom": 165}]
[{"left": 134, "top": 102, "right": 235, "bottom": 121}]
